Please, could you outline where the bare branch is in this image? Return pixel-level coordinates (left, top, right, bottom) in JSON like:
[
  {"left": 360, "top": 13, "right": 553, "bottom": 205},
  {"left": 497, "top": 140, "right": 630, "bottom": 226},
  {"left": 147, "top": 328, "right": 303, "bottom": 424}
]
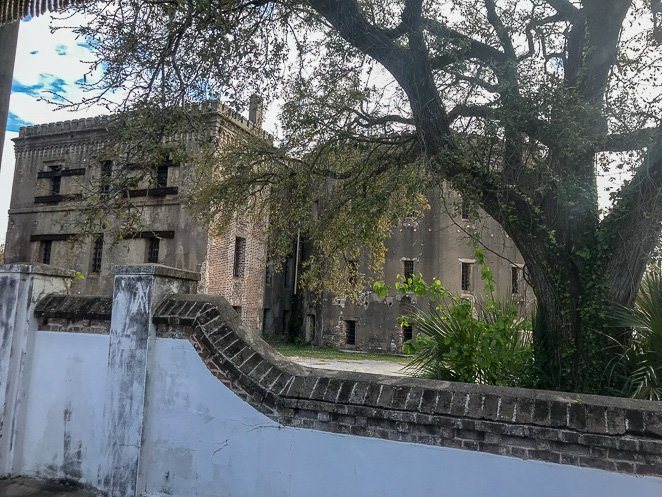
[{"left": 598, "top": 127, "right": 660, "bottom": 152}]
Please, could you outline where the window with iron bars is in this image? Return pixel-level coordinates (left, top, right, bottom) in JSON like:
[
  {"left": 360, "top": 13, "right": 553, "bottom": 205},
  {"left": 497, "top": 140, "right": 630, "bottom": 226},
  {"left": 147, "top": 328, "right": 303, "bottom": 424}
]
[
  {"left": 461, "top": 262, "right": 472, "bottom": 292},
  {"left": 147, "top": 238, "right": 160, "bottom": 263},
  {"left": 41, "top": 240, "right": 52, "bottom": 265},
  {"left": 511, "top": 266, "right": 521, "bottom": 294},
  {"left": 156, "top": 165, "right": 168, "bottom": 188},
  {"left": 91, "top": 236, "right": 104, "bottom": 273},
  {"left": 403, "top": 259, "right": 415, "bottom": 281},
  {"left": 233, "top": 237, "right": 246, "bottom": 277}
]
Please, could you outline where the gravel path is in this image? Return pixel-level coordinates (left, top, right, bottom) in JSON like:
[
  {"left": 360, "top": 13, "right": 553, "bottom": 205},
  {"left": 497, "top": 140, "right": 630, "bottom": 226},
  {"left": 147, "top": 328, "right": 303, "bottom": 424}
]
[{"left": 288, "top": 356, "right": 408, "bottom": 376}]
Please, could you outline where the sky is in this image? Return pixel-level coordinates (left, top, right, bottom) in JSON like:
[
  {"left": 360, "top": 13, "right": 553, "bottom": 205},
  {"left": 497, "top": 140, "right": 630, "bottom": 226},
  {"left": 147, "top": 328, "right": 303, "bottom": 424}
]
[{"left": 0, "top": 12, "right": 630, "bottom": 245}]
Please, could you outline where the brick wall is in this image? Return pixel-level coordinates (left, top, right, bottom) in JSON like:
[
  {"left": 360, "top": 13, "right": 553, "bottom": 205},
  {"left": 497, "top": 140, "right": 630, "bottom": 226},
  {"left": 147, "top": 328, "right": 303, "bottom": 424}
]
[
  {"left": 153, "top": 294, "right": 662, "bottom": 478},
  {"left": 200, "top": 220, "right": 267, "bottom": 332}
]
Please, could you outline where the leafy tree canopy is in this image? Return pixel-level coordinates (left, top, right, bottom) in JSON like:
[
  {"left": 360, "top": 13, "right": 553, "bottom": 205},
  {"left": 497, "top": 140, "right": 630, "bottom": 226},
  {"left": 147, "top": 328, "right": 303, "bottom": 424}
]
[{"left": 13, "top": 0, "right": 662, "bottom": 392}]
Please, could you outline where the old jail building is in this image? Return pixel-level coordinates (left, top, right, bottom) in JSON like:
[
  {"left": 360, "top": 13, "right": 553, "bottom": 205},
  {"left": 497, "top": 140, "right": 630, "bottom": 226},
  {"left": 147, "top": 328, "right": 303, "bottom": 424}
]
[
  {"left": 3, "top": 99, "right": 292, "bottom": 332},
  {"left": 4, "top": 104, "right": 532, "bottom": 348}
]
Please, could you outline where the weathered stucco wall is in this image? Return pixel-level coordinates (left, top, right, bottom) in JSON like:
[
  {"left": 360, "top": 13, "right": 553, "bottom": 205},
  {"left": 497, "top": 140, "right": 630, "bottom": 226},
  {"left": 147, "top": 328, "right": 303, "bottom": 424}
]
[
  {"left": 141, "top": 337, "right": 662, "bottom": 497},
  {"left": 18, "top": 331, "right": 109, "bottom": 483},
  {"left": 2, "top": 264, "right": 662, "bottom": 497}
]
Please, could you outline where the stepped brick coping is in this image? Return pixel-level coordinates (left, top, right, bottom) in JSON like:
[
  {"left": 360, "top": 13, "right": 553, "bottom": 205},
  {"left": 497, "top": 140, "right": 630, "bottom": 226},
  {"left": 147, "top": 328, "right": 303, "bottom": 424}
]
[
  {"left": 153, "top": 294, "right": 662, "bottom": 478},
  {"left": 35, "top": 294, "right": 113, "bottom": 321},
  {"left": 111, "top": 264, "right": 200, "bottom": 280}
]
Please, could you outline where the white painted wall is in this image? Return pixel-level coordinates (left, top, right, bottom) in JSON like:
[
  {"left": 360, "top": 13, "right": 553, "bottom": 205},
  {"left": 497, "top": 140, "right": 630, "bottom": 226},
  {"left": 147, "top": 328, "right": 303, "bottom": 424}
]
[
  {"left": 142, "top": 338, "right": 662, "bottom": 497},
  {"left": 19, "top": 331, "right": 109, "bottom": 485}
]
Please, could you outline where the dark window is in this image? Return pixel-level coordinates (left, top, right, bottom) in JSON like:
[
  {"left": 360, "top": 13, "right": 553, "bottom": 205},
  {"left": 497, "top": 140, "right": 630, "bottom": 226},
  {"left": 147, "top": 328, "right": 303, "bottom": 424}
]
[
  {"left": 147, "top": 238, "right": 160, "bottom": 263},
  {"left": 461, "top": 262, "right": 472, "bottom": 292},
  {"left": 233, "top": 237, "right": 246, "bottom": 277},
  {"left": 262, "top": 308, "right": 271, "bottom": 333},
  {"left": 51, "top": 175, "right": 61, "bottom": 195},
  {"left": 512, "top": 266, "right": 520, "bottom": 294},
  {"left": 91, "top": 236, "right": 104, "bottom": 273},
  {"left": 403, "top": 324, "right": 413, "bottom": 342},
  {"left": 41, "top": 240, "right": 52, "bottom": 265},
  {"left": 345, "top": 320, "right": 356, "bottom": 346},
  {"left": 100, "top": 161, "right": 112, "bottom": 193},
  {"left": 403, "top": 260, "right": 415, "bottom": 281},
  {"left": 461, "top": 198, "right": 470, "bottom": 220},
  {"left": 156, "top": 165, "right": 169, "bottom": 188}
]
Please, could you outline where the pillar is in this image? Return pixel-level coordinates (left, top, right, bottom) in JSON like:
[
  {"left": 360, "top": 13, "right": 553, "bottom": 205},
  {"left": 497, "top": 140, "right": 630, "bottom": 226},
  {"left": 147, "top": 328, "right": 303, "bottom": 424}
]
[
  {"left": 0, "top": 263, "right": 75, "bottom": 476},
  {"left": 0, "top": 22, "right": 19, "bottom": 169},
  {"left": 98, "top": 264, "right": 198, "bottom": 497}
]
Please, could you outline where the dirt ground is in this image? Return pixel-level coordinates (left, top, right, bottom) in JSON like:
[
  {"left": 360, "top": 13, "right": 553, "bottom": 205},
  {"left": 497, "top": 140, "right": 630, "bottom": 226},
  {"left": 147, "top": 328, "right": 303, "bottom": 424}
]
[{"left": 288, "top": 356, "right": 407, "bottom": 376}]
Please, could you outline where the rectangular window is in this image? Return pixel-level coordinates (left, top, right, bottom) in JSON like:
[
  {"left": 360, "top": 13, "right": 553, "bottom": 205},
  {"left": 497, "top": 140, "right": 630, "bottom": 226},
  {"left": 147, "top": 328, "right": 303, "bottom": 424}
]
[
  {"left": 100, "top": 161, "right": 112, "bottom": 193},
  {"left": 233, "top": 237, "right": 246, "bottom": 277},
  {"left": 156, "top": 165, "right": 169, "bottom": 188},
  {"left": 403, "top": 324, "right": 413, "bottom": 342},
  {"left": 461, "top": 198, "right": 470, "bottom": 220},
  {"left": 512, "top": 266, "right": 520, "bottom": 294},
  {"left": 51, "top": 175, "right": 61, "bottom": 195},
  {"left": 91, "top": 236, "right": 104, "bottom": 273},
  {"left": 344, "top": 320, "right": 356, "bottom": 346},
  {"left": 41, "top": 240, "right": 52, "bottom": 265},
  {"left": 147, "top": 238, "right": 160, "bottom": 263},
  {"left": 403, "top": 259, "right": 415, "bottom": 281},
  {"left": 461, "top": 262, "right": 472, "bottom": 292}
]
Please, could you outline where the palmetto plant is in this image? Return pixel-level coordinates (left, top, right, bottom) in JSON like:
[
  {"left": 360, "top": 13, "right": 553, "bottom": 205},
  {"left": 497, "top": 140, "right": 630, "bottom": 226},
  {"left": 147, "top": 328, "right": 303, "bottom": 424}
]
[
  {"left": 402, "top": 298, "right": 533, "bottom": 387},
  {"left": 612, "top": 270, "right": 662, "bottom": 400}
]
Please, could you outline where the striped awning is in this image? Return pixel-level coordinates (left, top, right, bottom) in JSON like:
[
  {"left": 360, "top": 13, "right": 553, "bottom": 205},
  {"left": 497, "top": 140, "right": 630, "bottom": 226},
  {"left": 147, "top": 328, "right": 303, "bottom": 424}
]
[{"left": 0, "top": 0, "right": 83, "bottom": 25}]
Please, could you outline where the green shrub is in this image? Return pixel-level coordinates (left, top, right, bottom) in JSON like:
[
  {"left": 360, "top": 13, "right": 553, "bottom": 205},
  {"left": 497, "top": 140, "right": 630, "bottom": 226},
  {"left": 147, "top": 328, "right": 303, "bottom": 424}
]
[
  {"left": 611, "top": 270, "right": 662, "bottom": 400},
  {"left": 375, "top": 250, "right": 533, "bottom": 387}
]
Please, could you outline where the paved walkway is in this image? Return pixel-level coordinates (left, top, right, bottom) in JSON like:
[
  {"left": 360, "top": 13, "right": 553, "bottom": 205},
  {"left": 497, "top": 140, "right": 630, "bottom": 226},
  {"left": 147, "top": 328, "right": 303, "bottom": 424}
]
[
  {"left": 288, "top": 356, "right": 408, "bottom": 376},
  {"left": 0, "top": 477, "right": 99, "bottom": 497}
]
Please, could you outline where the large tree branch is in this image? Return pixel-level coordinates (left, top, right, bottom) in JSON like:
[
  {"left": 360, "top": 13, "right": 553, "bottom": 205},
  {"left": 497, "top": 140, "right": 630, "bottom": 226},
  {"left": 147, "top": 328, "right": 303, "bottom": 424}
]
[
  {"left": 545, "top": 0, "right": 581, "bottom": 21},
  {"left": 602, "top": 128, "right": 662, "bottom": 304},
  {"left": 423, "top": 18, "right": 507, "bottom": 70},
  {"left": 597, "top": 127, "right": 660, "bottom": 152}
]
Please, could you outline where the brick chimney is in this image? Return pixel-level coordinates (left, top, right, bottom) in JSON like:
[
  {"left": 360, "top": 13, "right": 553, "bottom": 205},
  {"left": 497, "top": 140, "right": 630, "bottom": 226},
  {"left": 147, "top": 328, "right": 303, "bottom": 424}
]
[{"left": 248, "top": 94, "right": 264, "bottom": 128}]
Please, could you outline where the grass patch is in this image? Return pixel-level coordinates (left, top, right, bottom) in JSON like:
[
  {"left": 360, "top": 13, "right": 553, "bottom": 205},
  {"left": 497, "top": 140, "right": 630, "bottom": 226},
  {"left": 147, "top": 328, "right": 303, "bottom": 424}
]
[{"left": 273, "top": 344, "right": 410, "bottom": 364}]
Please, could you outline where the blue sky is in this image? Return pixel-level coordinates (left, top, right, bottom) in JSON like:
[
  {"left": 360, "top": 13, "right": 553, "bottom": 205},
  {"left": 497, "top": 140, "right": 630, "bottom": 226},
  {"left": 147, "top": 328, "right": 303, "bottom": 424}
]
[{"left": 1, "top": 13, "right": 111, "bottom": 244}]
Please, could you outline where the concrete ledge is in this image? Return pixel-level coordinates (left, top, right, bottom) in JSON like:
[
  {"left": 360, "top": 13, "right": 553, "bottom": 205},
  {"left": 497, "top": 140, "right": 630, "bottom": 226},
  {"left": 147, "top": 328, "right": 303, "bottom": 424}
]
[
  {"left": 153, "top": 293, "right": 662, "bottom": 477},
  {"left": 0, "top": 263, "right": 77, "bottom": 278},
  {"left": 111, "top": 264, "right": 200, "bottom": 281}
]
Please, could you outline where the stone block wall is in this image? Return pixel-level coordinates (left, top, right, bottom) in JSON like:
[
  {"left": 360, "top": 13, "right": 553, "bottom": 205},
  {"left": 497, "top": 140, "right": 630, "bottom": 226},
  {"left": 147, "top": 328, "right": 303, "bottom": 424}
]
[{"left": 153, "top": 294, "right": 662, "bottom": 478}]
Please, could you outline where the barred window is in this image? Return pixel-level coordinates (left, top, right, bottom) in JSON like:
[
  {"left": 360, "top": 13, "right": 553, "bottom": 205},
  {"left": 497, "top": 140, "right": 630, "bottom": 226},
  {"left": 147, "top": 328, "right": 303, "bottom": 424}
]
[
  {"left": 461, "top": 198, "right": 470, "bottom": 220},
  {"left": 233, "top": 237, "right": 246, "bottom": 277},
  {"left": 91, "top": 236, "right": 104, "bottom": 273},
  {"left": 100, "top": 161, "right": 112, "bottom": 194},
  {"left": 41, "top": 240, "right": 52, "bottom": 265},
  {"left": 147, "top": 238, "right": 160, "bottom": 263},
  {"left": 512, "top": 266, "right": 521, "bottom": 294},
  {"left": 461, "top": 262, "right": 472, "bottom": 292},
  {"left": 344, "top": 320, "right": 356, "bottom": 345},
  {"left": 403, "top": 259, "right": 415, "bottom": 281}
]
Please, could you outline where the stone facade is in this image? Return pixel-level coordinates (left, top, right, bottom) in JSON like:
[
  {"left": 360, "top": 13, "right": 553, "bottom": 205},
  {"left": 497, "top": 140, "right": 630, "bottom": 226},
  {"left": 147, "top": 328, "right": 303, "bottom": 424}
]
[
  {"left": 308, "top": 188, "right": 533, "bottom": 350},
  {"left": 4, "top": 103, "right": 273, "bottom": 331}
]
